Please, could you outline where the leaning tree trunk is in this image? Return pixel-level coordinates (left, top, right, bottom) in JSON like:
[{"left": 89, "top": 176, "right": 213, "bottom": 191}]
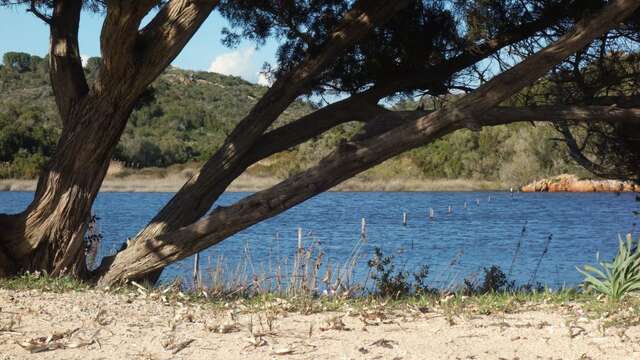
[
  {"left": 95, "top": 0, "right": 640, "bottom": 285},
  {"left": 0, "top": 97, "right": 133, "bottom": 278},
  {"left": 0, "top": 0, "right": 219, "bottom": 279}
]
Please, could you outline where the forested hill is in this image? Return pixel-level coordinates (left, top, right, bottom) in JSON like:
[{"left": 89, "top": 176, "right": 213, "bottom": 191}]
[{"left": 0, "top": 51, "right": 585, "bottom": 185}]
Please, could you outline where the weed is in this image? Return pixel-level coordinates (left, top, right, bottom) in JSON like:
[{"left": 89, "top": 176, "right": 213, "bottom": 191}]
[
  {"left": 578, "top": 234, "right": 640, "bottom": 301},
  {"left": 0, "top": 272, "right": 89, "bottom": 293},
  {"left": 367, "top": 247, "right": 432, "bottom": 298}
]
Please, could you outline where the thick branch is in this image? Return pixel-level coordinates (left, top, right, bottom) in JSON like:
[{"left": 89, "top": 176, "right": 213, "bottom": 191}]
[
  {"left": 96, "top": 0, "right": 159, "bottom": 93},
  {"left": 97, "top": 0, "right": 218, "bottom": 100},
  {"left": 97, "top": 0, "right": 640, "bottom": 284},
  {"left": 249, "top": 95, "right": 385, "bottom": 161},
  {"left": 133, "top": 0, "right": 219, "bottom": 92},
  {"left": 49, "top": 0, "right": 89, "bottom": 121},
  {"left": 129, "top": 0, "right": 412, "bottom": 250},
  {"left": 483, "top": 105, "right": 640, "bottom": 125},
  {"left": 28, "top": 0, "right": 52, "bottom": 24}
]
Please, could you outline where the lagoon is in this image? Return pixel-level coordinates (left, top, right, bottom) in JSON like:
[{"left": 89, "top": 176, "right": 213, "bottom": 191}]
[{"left": 1, "top": 191, "right": 637, "bottom": 288}]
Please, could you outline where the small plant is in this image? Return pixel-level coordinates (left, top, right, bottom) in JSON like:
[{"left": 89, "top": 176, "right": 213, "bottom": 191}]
[
  {"left": 0, "top": 271, "right": 88, "bottom": 292},
  {"left": 367, "top": 247, "right": 432, "bottom": 298},
  {"left": 463, "top": 265, "right": 516, "bottom": 294},
  {"left": 84, "top": 214, "right": 103, "bottom": 270},
  {"left": 577, "top": 234, "right": 640, "bottom": 301}
]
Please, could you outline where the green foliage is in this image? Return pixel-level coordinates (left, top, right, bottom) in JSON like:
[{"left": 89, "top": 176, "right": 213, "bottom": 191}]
[
  {"left": 578, "top": 235, "right": 640, "bottom": 301},
  {"left": 367, "top": 247, "right": 433, "bottom": 298},
  {"left": 2, "top": 52, "right": 41, "bottom": 73},
  {"left": 463, "top": 265, "right": 515, "bottom": 294},
  {"left": 0, "top": 58, "right": 312, "bottom": 176},
  {"left": 0, "top": 51, "right": 586, "bottom": 182},
  {"left": 0, "top": 272, "right": 89, "bottom": 293}
]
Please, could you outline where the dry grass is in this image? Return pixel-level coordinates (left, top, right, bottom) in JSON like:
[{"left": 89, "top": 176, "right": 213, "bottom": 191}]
[
  {"left": 0, "top": 176, "right": 505, "bottom": 192},
  {"left": 0, "top": 165, "right": 506, "bottom": 192},
  {"left": 199, "top": 228, "right": 366, "bottom": 299},
  {"left": 0, "top": 286, "right": 639, "bottom": 359}
]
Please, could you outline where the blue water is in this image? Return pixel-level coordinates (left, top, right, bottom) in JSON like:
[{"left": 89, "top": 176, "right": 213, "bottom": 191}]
[{"left": 1, "top": 191, "right": 637, "bottom": 289}]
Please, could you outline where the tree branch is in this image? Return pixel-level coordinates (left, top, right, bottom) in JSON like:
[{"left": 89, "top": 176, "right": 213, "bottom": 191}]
[
  {"left": 27, "top": 0, "right": 51, "bottom": 24},
  {"left": 133, "top": 0, "right": 220, "bottom": 92},
  {"left": 127, "top": 0, "right": 412, "bottom": 253},
  {"left": 96, "top": 0, "right": 640, "bottom": 284},
  {"left": 49, "top": 0, "right": 89, "bottom": 121},
  {"left": 95, "top": 0, "right": 160, "bottom": 94},
  {"left": 97, "top": 0, "right": 219, "bottom": 100}
]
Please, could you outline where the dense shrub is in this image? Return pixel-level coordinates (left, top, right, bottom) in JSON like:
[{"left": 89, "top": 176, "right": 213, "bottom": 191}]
[
  {"left": 578, "top": 234, "right": 640, "bottom": 301},
  {"left": 0, "top": 51, "right": 590, "bottom": 181},
  {"left": 367, "top": 247, "right": 433, "bottom": 298}
]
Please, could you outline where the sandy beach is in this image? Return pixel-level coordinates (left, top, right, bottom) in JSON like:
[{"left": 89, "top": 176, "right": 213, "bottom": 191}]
[{"left": 0, "top": 288, "right": 638, "bottom": 360}]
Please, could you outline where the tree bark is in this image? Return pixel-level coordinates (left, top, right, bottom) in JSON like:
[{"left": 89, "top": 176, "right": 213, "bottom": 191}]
[
  {"left": 96, "top": 102, "right": 640, "bottom": 284},
  {"left": 125, "top": 0, "right": 412, "bottom": 283},
  {"left": 0, "top": 0, "right": 219, "bottom": 278},
  {"left": 0, "top": 97, "right": 134, "bottom": 277},
  {"left": 96, "top": 0, "right": 640, "bottom": 285},
  {"left": 124, "top": 0, "right": 574, "bottom": 265}
]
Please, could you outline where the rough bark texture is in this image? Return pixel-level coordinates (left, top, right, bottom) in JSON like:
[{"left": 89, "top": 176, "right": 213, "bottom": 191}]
[
  {"left": 0, "top": 0, "right": 218, "bottom": 277},
  {"left": 0, "top": 98, "right": 134, "bottom": 276},
  {"left": 2, "top": 0, "right": 639, "bottom": 284},
  {"left": 126, "top": 0, "right": 413, "bottom": 273},
  {"left": 96, "top": 0, "right": 640, "bottom": 285},
  {"left": 124, "top": 0, "right": 565, "bottom": 283}
]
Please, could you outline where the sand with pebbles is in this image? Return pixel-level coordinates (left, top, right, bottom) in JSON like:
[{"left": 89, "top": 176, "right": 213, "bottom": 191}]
[{"left": 0, "top": 289, "right": 638, "bottom": 360}]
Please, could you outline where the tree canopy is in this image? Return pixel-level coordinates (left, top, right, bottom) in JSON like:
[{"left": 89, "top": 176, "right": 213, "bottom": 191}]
[
  {"left": 0, "top": 0, "right": 638, "bottom": 283},
  {"left": 0, "top": 56, "right": 584, "bottom": 182}
]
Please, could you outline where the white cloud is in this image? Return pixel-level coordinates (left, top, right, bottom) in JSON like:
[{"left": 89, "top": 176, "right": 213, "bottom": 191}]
[
  {"left": 208, "top": 48, "right": 257, "bottom": 82},
  {"left": 256, "top": 71, "right": 272, "bottom": 87},
  {"left": 81, "top": 54, "right": 89, "bottom": 67}
]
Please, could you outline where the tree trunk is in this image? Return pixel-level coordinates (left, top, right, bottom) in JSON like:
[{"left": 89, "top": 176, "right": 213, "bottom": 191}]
[
  {"left": 95, "top": 0, "right": 640, "bottom": 285},
  {"left": 0, "top": 97, "right": 133, "bottom": 277}
]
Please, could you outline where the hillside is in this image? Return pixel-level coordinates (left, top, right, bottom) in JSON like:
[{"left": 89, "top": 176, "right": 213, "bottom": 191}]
[{"left": 0, "top": 51, "right": 587, "bottom": 187}]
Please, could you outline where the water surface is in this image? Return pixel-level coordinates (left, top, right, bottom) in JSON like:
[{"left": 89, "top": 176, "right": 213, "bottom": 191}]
[{"left": 1, "top": 191, "right": 637, "bottom": 288}]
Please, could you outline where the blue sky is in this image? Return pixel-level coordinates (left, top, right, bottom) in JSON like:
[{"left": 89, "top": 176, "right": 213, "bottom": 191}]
[{"left": 0, "top": 6, "right": 279, "bottom": 84}]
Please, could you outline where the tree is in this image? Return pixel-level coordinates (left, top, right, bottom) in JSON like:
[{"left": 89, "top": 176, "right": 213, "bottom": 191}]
[
  {"left": 2, "top": 52, "right": 34, "bottom": 72},
  {"left": 0, "top": 0, "right": 638, "bottom": 284}
]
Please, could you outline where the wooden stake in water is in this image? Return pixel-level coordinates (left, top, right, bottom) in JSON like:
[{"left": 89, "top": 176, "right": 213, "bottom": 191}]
[
  {"left": 192, "top": 252, "right": 200, "bottom": 289},
  {"left": 402, "top": 211, "right": 408, "bottom": 226},
  {"left": 429, "top": 208, "right": 434, "bottom": 220},
  {"left": 297, "top": 227, "right": 303, "bottom": 250},
  {"left": 476, "top": 198, "right": 480, "bottom": 206},
  {"left": 448, "top": 205, "right": 452, "bottom": 214},
  {"left": 463, "top": 201, "right": 468, "bottom": 209},
  {"left": 360, "top": 218, "right": 367, "bottom": 242}
]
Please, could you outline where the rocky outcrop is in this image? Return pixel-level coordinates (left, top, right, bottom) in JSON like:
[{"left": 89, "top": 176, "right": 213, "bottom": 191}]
[{"left": 521, "top": 174, "right": 639, "bottom": 192}]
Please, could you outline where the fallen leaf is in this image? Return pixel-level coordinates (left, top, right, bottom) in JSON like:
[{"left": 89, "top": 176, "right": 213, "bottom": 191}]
[{"left": 272, "top": 347, "right": 294, "bottom": 355}]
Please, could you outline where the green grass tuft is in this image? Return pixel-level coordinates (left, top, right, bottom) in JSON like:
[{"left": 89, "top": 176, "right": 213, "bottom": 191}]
[{"left": 0, "top": 272, "right": 89, "bottom": 293}]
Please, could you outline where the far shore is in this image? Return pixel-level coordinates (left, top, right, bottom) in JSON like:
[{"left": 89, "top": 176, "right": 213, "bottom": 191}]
[{"left": 0, "top": 175, "right": 507, "bottom": 193}]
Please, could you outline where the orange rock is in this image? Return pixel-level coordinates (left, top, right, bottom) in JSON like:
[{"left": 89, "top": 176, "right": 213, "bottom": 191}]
[{"left": 520, "top": 174, "right": 639, "bottom": 192}]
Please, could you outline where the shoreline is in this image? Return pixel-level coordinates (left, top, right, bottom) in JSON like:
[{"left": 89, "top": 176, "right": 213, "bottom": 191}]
[
  {"left": 0, "top": 286, "right": 638, "bottom": 359},
  {"left": 0, "top": 176, "right": 507, "bottom": 193}
]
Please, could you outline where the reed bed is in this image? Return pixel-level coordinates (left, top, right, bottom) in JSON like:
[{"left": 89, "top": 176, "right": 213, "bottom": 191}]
[
  {"left": 182, "top": 211, "right": 565, "bottom": 300},
  {"left": 193, "top": 226, "right": 370, "bottom": 299}
]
